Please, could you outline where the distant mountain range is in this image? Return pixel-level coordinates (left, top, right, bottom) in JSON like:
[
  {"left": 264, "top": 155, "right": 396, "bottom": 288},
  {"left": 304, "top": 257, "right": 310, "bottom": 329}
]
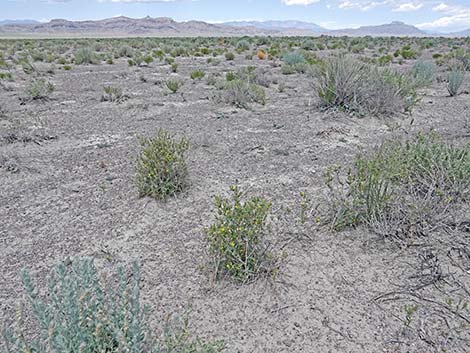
[
  {"left": 0, "top": 17, "right": 468, "bottom": 38},
  {"left": 327, "top": 21, "right": 426, "bottom": 37},
  {"left": 0, "top": 19, "right": 40, "bottom": 26},
  {"left": 224, "top": 20, "right": 325, "bottom": 33}
]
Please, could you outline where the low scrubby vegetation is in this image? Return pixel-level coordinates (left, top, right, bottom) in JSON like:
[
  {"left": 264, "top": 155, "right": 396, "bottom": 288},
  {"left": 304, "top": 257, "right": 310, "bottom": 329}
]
[
  {"left": 206, "top": 186, "right": 275, "bottom": 282},
  {"left": 1, "top": 258, "right": 224, "bottom": 353},
  {"left": 25, "top": 78, "right": 55, "bottom": 100},
  {"left": 314, "top": 55, "right": 419, "bottom": 115},
  {"left": 136, "top": 129, "right": 189, "bottom": 200},
  {"left": 325, "top": 133, "right": 470, "bottom": 238}
]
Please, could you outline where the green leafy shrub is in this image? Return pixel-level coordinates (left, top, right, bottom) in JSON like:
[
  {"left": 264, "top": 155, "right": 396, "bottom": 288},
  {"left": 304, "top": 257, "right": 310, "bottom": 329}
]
[
  {"left": 206, "top": 186, "right": 274, "bottom": 282},
  {"left": 377, "top": 54, "right": 393, "bottom": 66},
  {"left": 190, "top": 70, "right": 205, "bottom": 80},
  {"left": 400, "top": 46, "right": 418, "bottom": 60},
  {"left": 225, "top": 52, "right": 235, "bottom": 61},
  {"left": 25, "top": 79, "right": 55, "bottom": 100},
  {"left": 326, "top": 134, "right": 470, "bottom": 236},
  {"left": 0, "top": 72, "right": 13, "bottom": 81},
  {"left": 74, "top": 47, "right": 97, "bottom": 65},
  {"left": 1, "top": 258, "right": 224, "bottom": 353},
  {"left": 447, "top": 68, "right": 465, "bottom": 96},
  {"left": 166, "top": 78, "right": 183, "bottom": 93},
  {"left": 136, "top": 129, "right": 189, "bottom": 200}
]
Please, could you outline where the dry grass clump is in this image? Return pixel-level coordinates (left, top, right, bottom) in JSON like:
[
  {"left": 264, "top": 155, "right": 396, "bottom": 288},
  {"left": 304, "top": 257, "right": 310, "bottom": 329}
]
[
  {"left": 223, "top": 80, "right": 266, "bottom": 108},
  {"left": 136, "top": 129, "right": 189, "bottom": 200},
  {"left": 1, "top": 258, "right": 224, "bottom": 353},
  {"left": 325, "top": 134, "right": 470, "bottom": 238},
  {"left": 313, "top": 55, "right": 419, "bottom": 116},
  {"left": 101, "top": 86, "right": 126, "bottom": 103}
]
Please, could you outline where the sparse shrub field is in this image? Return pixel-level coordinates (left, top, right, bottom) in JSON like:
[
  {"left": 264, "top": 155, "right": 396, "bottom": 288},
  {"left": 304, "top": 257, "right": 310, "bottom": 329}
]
[{"left": 1, "top": 35, "right": 469, "bottom": 353}]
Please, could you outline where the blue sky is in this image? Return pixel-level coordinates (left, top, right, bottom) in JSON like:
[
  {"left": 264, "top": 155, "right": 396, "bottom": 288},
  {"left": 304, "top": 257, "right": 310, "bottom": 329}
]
[{"left": 2, "top": 0, "right": 470, "bottom": 32}]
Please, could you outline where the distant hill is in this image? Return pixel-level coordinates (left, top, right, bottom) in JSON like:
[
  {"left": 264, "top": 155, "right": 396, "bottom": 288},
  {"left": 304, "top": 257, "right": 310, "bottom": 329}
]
[
  {"left": 447, "top": 29, "right": 470, "bottom": 37},
  {"left": 328, "top": 21, "right": 427, "bottom": 37},
  {"left": 0, "top": 17, "right": 462, "bottom": 38},
  {"left": 224, "top": 20, "right": 325, "bottom": 33},
  {"left": 0, "top": 16, "right": 278, "bottom": 37},
  {"left": 0, "top": 19, "right": 40, "bottom": 26}
]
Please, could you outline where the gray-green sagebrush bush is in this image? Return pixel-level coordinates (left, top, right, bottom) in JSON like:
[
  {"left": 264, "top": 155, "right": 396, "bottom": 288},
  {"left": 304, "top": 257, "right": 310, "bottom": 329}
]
[
  {"left": 1, "top": 258, "right": 224, "bottom": 353},
  {"left": 325, "top": 134, "right": 470, "bottom": 238},
  {"left": 25, "top": 79, "right": 55, "bottom": 100},
  {"left": 447, "top": 68, "right": 465, "bottom": 96}
]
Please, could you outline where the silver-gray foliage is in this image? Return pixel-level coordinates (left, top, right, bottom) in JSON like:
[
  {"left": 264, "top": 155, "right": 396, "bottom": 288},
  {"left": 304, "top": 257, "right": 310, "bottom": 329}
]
[{"left": 1, "top": 258, "right": 224, "bottom": 353}]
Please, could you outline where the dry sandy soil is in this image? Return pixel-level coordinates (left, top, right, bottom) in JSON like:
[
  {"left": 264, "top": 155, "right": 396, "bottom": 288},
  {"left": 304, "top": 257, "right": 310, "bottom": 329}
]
[{"left": 1, "top": 46, "right": 470, "bottom": 352}]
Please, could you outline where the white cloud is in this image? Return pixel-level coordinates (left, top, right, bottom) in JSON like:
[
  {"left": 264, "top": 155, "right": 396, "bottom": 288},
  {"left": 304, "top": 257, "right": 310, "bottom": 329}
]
[
  {"left": 392, "top": 2, "right": 423, "bottom": 12},
  {"left": 418, "top": 12, "right": 470, "bottom": 29},
  {"left": 433, "top": 3, "right": 450, "bottom": 12},
  {"left": 419, "top": 2, "right": 470, "bottom": 29},
  {"left": 99, "top": 0, "right": 179, "bottom": 2},
  {"left": 281, "top": 0, "right": 320, "bottom": 5},
  {"left": 338, "top": 1, "right": 385, "bottom": 11}
]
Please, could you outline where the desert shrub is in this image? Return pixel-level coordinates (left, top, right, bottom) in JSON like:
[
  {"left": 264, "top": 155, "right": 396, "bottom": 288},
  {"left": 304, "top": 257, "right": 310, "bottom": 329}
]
[
  {"left": 1, "top": 258, "right": 223, "bottom": 353},
  {"left": 74, "top": 47, "right": 97, "bottom": 65},
  {"left": 281, "top": 51, "right": 307, "bottom": 74},
  {"left": 302, "top": 39, "right": 316, "bottom": 50},
  {"left": 170, "top": 63, "right": 178, "bottom": 73},
  {"left": 206, "top": 186, "right": 274, "bottom": 282},
  {"left": 101, "top": 86, "right": 126, "bottom": 103},
  {"left": 25, "top": 79, "right": 54, "bottom": 100},
  {"left": 21, "top": 61, "right": 36, "bottom": 75},
  {"left": 447, "top": 68, "right": 465, "bottom": 96},
  {"left": 221, "top": 79, "right": 266, "bottom": 109},
  {"left": 377, "top": 54, "right": 393, "bottom": 66},
  {"left": 325, "top": 134, "right": 470, "bottom": 237},
  {"left": 453, "top": 49, "right": 470, "bottom": 71},
  {"left": 236, "top": 39, "right": 250, "bottom": 51},
  {"left": 190, "top": 69, "right": 205, "bottom": 80},
  {"left": 166, "top": 78, "right": 183, "bottom": 93},
  {"left": 143, "top": 55, "right": 154, "bottom": 65},
  {"left": 314, "top": 55, "right": 418, "bottom": 115},
  {"left": 411, "top": 60, "right": 436, "bottom": 87},
  {"left": 117, "top": 45, "right": 134, "bottom": 58},
  {"left": 282, "top": 51, "right": 305, "bottom": 66},
  {"left": 226, "top": 71, "right": 236, "bottom": 82},
  {"left": 225, "top": 52, "right": 235, "bottom": 61},
  {"left": 136, "top": 129, "right": 189, "bottom": 200},
  {"left": 232, "top": 66, "right": 271, "bottom": 87},
  {"left": 0, "top": 72, "right": 13, "bottom": 81},
  {"left": 400, "top": 46, "right": 418, "bottom": 60},
  {"left": 257, "top": 50, "right": 267, "bottom": 60}
]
